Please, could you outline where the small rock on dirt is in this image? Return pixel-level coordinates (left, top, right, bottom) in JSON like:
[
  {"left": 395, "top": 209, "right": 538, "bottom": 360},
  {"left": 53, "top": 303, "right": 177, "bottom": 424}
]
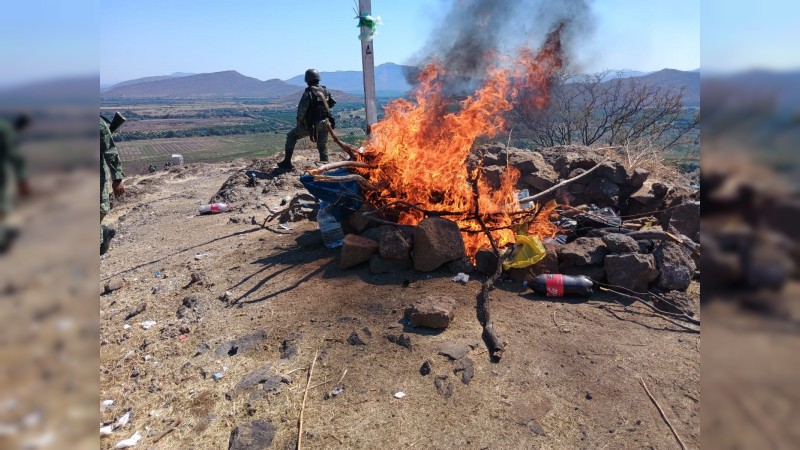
[
  {"left": 420, "top": 360, "right": 432, "bottom": 376},
  {"left": 347, "top": 331, "right": 366, "bottom": 346},
  {"left": 228, "top": 420, "right": 275, "bottom": 450},
  {"left": 404, "top": 295, "right": 457, "bottom": 329},
  {"left": 512, "top": 402, "right": 546, "bottom": 436},
  {"left": 215, "top": 330, "right": 269, "bottom": 357},
  {"left": 434, "top": 375, "right": 454, "bottom": 399},
  {"left": 386, "top": 333, "right": 412, "bottom": 349},
  {"left": 439, "top": 341, "right": 471, "bottom": 360},
  {"left": 454, "top": 357, "right": 474, "bottom": 384},
  {"left": 235, "top": 365, "right": 273, "bottom": 391},
  {"left": 104, "top": 276, "right": 125, "bottom": 294}
]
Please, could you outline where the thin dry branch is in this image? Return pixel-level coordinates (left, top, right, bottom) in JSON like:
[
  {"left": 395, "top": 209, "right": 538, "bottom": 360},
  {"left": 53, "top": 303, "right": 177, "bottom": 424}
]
[
  {"left": 518, "top": 159, "right": 607, "bottom": 203},
  {"left": 152, "top": 419, "right": 181, "bottom": 443},
  {"left": 597, "top": 285, "right": 700, "bottom": 327},
  {"left": 640, "top": 377, "right": 688, "bottom": 450},
  {"left": 297, "top": 351, "right": 318, "bottom": 450}
]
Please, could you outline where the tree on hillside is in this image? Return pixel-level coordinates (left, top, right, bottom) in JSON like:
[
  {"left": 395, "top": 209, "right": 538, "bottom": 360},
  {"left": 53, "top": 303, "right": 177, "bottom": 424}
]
[{"left": 511, "top": 71, "right": 699, "bottom": 152}]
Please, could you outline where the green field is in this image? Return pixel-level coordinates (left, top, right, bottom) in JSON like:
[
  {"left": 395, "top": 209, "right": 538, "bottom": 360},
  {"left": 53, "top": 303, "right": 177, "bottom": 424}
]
[{"left": 116, "top": 128, "right": 366, "bottom": 174}]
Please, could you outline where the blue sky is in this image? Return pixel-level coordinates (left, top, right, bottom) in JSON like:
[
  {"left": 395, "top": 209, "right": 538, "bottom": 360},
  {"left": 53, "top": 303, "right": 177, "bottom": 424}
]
[{"left": 98, "top": 0, "right": 701, "bottom": 84}]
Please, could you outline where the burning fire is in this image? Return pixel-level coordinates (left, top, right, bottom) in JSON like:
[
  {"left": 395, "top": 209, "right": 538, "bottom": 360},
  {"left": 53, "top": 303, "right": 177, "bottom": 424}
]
[{"left": 357, "top": 27, "right": 564, "bottom": 256}]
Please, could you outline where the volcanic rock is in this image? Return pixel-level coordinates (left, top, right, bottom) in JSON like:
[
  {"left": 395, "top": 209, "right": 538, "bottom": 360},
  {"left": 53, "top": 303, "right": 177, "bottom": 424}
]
[
  {"left": 595, "top": 161, "right": 628, "bottom": 185},
  {"left": 340, "top": 234, "right": 379, "bottom": 269},
  {"left": 412, "top": 217, "right": 465, "bottom": 272},
  {"left": 586, "top": 177, "right": 620, "bottom": 206},
  {"left": 604, "top": 253, "right": 659, "bottom": 292},
  {"left": 602, "top": 233, "right": 640, "bottom": 254},
  {"left": 559, "top": 237, "right": 608, "bottom": 266},
  {"left": 665, "top": 200, "right": 700, "bottom": 242},
  {"left": 653, "top": 242, "right": 696, "bottom": 291},
  {"left": 454, "top": 357, "right": 475, "bottom": 384},
  {"left": 439, "top": 341, "right": 471, "bottom": 360},
  {"left": 228, "top": 420, "right": 275, "bottom": 450},
  {"left": 368, "top": 255, "right": 412, "bottom": 274},
  {"left": 379, "top": 228, "right": 412, "bottom": 260},
  {"left": 349, "top": 203, "right": 378, "bottom": 233},
  {"left": 404, "top": 295, "right": 457, "bottom": 329},
  {"left": 447, "top": 257, "right": 475, "bottom": 274},
  {"left": 629, "top": 168, "right": 650, "bottom": 189},
  {"left": 360, "top": 224, "right": 396, "bottom": 243},
  {"left": 475, "top": 248, "right": 499, "bottom": 275},
  {"left": 560, "top": 264, "right": 606, "bottom": 281}
]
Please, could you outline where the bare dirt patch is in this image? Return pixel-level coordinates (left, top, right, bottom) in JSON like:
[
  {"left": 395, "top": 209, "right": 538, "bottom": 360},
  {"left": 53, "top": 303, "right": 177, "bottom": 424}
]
[{"left": 99, "top": 151, "right": 699, "bottom": 449}]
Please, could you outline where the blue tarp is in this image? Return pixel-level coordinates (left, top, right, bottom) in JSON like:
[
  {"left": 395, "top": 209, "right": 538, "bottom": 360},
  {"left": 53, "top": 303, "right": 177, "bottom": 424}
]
[{"left": 299, "top": 168, "right": 363, "bottom": 221}]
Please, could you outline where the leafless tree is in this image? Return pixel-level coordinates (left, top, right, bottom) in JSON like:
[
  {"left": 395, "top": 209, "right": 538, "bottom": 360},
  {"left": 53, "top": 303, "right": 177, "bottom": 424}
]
[{"left": 511, "top": 70, "right": 700, "bottom": 152}]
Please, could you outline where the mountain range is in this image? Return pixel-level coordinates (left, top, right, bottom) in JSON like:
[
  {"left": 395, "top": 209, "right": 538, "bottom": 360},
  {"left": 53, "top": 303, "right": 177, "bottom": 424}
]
[{"left": 101, "top": 64, "right": 699, "bottom": 105}]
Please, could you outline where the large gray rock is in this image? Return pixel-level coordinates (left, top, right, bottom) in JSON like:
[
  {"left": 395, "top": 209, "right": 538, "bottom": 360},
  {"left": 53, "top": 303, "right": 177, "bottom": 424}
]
[
  {"left": 602, "top": 233, "right": 640, "bottom": 253},
  {"left": 228, "top": 420, "right": 275, "bottom": 450},
  {"left": 595, "top": 161, "right": 628, "bottom": 185},
  {"left": 666, "top": 201, "right": 700, "bottom": 242},
  {"left": 506, "top": 150, "right": 559, "bottom": 191},
  {"left": 653, "top": 242, "right": 696, "bottom": 291},
  {"left": 560, "top": 264, "right": 605, "bottom": 281},
  {"left": 404, "top": 296, "right": 457, "bottom": 329},
  {"left": 604, "top": 253, "right": 659, "bottom": 292},
  {"left": 412, "top": 217, "right": 465, "bottom": 272},
  {"left": 379, "top": 228, "right": 412, "bottom": 260},
  {"left": 215, "top": 330, "right": 269, "bottom": 357},
  {"left": 559, "top": 237, "right": 608, "bottom": 266},
  {"left": 340, "top": 234, "right": 379, "bottom": 269},
  {"left": 629, "top": 168, "right": 650, "bottom": 189}
]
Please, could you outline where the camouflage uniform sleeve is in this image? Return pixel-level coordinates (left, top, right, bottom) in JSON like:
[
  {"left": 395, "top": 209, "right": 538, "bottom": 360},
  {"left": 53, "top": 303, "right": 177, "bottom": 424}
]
[
  {"left": 101, "top": 121, "right": 124, "bottom": 180},
  {"left": 0, "top": 122, "right": 26, "bottom": 180},
  {"left": 296, "top": 90, "right": 312, "bottom": 125}
]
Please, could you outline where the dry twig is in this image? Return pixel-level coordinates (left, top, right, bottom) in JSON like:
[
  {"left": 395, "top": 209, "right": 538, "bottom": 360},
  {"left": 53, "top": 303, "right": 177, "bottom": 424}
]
[
  {"left": 325, "top": 122, "right": 358, "bottom": 158},
  {"left": 639, "top": 377, "right": 688, "bottom": 450},
  {"left": 297, "top": 351, "right": 318, "bottom": 450},
  {"left": 152, "top": 418, "right": 181, "bottom": 443}
]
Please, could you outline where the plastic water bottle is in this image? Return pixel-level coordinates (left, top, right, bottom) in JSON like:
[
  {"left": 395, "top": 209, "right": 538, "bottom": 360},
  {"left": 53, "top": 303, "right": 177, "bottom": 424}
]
[
  {"left": 317, "top": 201, "right": 344, "bottom": 248},
  {"left": 199, "top": 202, "right": 230, "bottom": 214}
]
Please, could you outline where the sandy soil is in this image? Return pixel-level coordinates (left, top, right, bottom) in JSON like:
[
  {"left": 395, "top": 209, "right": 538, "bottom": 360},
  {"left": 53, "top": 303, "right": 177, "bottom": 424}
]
[{"left": 99, "top": 151, "right": 700, "bottom": 449}]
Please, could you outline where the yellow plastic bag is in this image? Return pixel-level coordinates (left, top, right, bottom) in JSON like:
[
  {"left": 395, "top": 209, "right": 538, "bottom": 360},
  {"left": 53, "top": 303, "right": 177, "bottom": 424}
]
[{"left": 502, "top": 235, "right": 547, "bottom": 271}]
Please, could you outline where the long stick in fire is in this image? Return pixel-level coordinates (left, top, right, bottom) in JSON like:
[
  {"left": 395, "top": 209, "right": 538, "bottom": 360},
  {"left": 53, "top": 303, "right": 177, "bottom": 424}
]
[
  {"left": 518, "top": 159, "right": 608, "bottom": 203},
  {"left": 325, "top": 122, "right": 358, "bottom": 159}
]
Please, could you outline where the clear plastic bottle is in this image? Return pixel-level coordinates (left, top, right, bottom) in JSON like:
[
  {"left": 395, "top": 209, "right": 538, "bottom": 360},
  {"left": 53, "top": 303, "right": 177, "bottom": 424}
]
[
  {"left": 317, "top": 201, "right": 344, "bottom": 248},
  {"left": 199, "top": 202, "right": 230, "bottom": 214}
]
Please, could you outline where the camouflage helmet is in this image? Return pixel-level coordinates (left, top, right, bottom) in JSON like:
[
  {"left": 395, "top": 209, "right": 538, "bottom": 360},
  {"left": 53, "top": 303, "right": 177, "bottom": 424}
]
[{"left": 304, "top": 69, "right": 321, "bottom": 85}]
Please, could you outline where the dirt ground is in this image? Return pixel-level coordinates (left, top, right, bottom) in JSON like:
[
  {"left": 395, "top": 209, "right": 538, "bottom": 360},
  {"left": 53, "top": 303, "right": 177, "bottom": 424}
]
[{"left": 99, "top": 150, "right": 700, "bottom": 449}]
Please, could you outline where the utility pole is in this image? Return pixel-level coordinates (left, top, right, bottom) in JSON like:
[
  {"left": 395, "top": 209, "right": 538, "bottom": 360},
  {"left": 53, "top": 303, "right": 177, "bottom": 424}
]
[{"left": 358, "top": 0, "right": 378, "bottom": 134}]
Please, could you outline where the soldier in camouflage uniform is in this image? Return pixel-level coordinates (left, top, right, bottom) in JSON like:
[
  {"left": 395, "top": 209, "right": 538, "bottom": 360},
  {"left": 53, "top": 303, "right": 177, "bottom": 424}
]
[
  {"left": 100, "top": 115, "right": 125, "bottom": 255},
  {"left": 0, "top": 114, "right": 31, "bottom": 253},
  {"left": 277, "top": 69, "right": 337, "bottom": 170}
]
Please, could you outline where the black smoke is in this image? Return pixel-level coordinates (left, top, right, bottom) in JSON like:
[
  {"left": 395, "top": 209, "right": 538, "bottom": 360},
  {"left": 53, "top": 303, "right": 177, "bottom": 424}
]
[{"left": 405, "top": 0, "right": 595, "bottom": 94}]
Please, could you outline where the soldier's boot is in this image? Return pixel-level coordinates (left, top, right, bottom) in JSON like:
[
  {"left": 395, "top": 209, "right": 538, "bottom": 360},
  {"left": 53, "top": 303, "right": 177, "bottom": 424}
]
[
  {"left": 278, "top": 130, "right": 299, "bottom": 170},
  {"left": 100, "top": 225, "right": 116, "bottom": 255}
]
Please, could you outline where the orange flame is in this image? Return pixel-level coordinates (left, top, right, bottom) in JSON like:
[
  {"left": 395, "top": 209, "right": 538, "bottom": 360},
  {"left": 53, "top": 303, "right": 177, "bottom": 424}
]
[{"left": 357, "top": 28, "right": 564, "bottom": 256}]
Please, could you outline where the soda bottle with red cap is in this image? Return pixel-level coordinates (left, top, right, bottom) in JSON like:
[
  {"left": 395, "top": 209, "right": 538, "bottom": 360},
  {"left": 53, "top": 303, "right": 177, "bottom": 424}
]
[{"left": 526, "top": 274, "right": 593, "bottom": 297}]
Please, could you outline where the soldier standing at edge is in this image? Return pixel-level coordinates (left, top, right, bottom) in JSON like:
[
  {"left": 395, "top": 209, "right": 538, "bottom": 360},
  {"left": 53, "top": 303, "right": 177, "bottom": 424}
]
[
  {"left": 277, "top": 69, "right": 337, "bottom": 171},
  {"left": 0, "top": 114, "right": 31, "bottom": 253},
  {"left": 100, "top": 113, "right": 126, "bottom": 255}
]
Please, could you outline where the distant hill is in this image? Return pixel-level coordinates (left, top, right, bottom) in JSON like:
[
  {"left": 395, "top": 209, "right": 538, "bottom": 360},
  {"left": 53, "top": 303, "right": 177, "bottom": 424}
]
[
  {"left": 102, "top": 72, "right": 194, "bottom": 91},
  {"left": 102, "top": 71, "right": 301, "bottom": 98},
  {"left": 635, "top": 69, "right": 700, "bottom": 106},
  {"left": 285, "top": 62, "right": 415, "bottom": 94},
  {"left": 596, "top": 69, "right": 650, "bottom": 81}
]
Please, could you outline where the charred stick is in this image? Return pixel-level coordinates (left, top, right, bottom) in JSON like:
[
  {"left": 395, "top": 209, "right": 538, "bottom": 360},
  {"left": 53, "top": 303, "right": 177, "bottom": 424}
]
[
  {"left": 518, "top": 160, "right": 608, "bottom": 203},
  {"left": 305, "top": 161, "right": 374, "bottom": 175},
  {"left": 325, "top": 122, "right": 358, "bottom": 159}
]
